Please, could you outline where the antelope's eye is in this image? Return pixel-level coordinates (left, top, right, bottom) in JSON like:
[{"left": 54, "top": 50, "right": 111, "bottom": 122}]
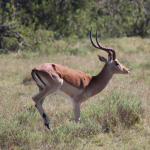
[{"left": 115, "top": 61, "right": 119, "bottom": 66}]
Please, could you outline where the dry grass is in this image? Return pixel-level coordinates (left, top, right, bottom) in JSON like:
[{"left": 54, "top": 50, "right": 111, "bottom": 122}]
[{"left": 0, "top": 37, "right": 150, "bottom": 149}]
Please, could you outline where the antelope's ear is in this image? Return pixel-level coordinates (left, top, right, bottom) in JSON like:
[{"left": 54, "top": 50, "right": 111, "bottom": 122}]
[{"left": 97, "top": 55, "right": 107, "bottom": 62}]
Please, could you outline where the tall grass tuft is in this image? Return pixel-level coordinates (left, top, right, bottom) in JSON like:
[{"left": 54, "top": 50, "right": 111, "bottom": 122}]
[{"left": 81, "top": 90, "right": 144, "bottom": 133}]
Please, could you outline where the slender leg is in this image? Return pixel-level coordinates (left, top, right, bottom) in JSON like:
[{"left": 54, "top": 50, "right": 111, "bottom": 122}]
[
  {"left": 32, "top": 72, "right": 63, "bottom": 129},
  {"left": 32, "top": 87, "right": 50, "bottom": 103},
  {"left": 33, "top": 87, "right": 56, "bottom": 129},
  {"left": 73, "top": 102, "right": 81, "bottom": 123},
  {"left": 34, "top": 87, "right": 49, "bottom": 128},
  {"left": 39, "top": 87, "right": 45, "bottom": 106},
  {"left": 35, "top": 103, "right": 50, "bottom": 129},
  {"left": 40, "top": 97, "right": 45, "bottom": 105}
]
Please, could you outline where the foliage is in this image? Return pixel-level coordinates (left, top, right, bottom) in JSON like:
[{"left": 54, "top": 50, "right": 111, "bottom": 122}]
[
  {"left": 81, "top": 90, "right": 144, "bottom": 132},
  {"left": 1, "top": 0, "right": 150, "bottom": 38},
  {"left": 0, "top": 0, "right": 150, "bottom": 52}
]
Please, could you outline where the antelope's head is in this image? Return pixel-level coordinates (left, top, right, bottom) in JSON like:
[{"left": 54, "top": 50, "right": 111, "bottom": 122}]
[{"left": 90, "top": 29, "right": 130, "bottom": 75}]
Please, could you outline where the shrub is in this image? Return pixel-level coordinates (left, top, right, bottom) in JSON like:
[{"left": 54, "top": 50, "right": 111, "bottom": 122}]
[{"left": 81, "top": 90, "right": 144, "bottom": 132}]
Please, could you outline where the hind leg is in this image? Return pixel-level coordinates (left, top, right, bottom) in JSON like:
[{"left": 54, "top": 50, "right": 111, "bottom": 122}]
[
  {"left": 33, "top": 86, "right": 59, "bottom": 129},
  {"left": 32, "top": 72, "right": 63, "bottom": 129},
  {"left": 34, "top": 87, "right": 49, "bottom": 128},
  {"left": 36, "top": 86, "right": 45, "bottom": 106}
]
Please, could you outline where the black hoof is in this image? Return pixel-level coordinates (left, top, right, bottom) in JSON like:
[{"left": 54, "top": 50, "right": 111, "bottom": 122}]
[
  {"left": 45, "top": 123, "right": 50, "bottom": 129},
  {"left": 35, "top": 104, "right": 37, "bottom": 108}
]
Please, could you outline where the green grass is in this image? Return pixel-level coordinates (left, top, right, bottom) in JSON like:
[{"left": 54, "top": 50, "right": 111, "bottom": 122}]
[{"left": 0, "top": 37, "right": 150, "bottom": 149}]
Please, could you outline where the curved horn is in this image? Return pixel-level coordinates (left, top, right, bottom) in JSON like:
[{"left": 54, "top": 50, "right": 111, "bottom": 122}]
[
  {"left": 96, "top": 30, "right": 116, "bottom": 60},
  {"left": 90, "top": 28, "right": 99, "bottom": 49},
  {"left": 95, "top": 30, "right": 111, "bottom": 56},
  {"left": 90, "top": 28, "right": 116, "bottom": 60}
]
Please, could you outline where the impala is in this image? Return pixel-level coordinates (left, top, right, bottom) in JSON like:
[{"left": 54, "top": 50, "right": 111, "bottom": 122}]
[{"left": 31, "top": 29, "right": 130, "bottom": 129}]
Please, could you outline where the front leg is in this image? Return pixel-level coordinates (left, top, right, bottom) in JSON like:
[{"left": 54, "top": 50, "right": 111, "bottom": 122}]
[{"left": 73, "top": 102, "right": 81, "bottom": 123}]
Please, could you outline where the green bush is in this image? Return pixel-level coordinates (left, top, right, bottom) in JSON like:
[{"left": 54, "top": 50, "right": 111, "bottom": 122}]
[{"left": 81, "top": 90, "right": 144, "bottom": 132}]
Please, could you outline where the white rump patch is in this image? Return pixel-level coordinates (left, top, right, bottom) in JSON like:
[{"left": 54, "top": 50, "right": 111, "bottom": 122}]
[{"left": 34, "top": 73, "right": 45, "bottom": 89}]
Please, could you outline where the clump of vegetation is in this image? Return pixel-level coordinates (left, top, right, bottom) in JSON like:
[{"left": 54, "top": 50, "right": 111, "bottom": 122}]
[{"left": 80, "top": 90, "right": 144, "bottom": 133}]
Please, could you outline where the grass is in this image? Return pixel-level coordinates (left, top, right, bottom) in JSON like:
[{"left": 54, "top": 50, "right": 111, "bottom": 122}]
[{"left": 0, "top": 36, "right": 150, "bottom": 149}]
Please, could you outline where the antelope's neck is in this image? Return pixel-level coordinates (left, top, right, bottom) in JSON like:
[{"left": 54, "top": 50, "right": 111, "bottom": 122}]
[{"left": 89, "top": 64, "right": 113, "bottom": 97}]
